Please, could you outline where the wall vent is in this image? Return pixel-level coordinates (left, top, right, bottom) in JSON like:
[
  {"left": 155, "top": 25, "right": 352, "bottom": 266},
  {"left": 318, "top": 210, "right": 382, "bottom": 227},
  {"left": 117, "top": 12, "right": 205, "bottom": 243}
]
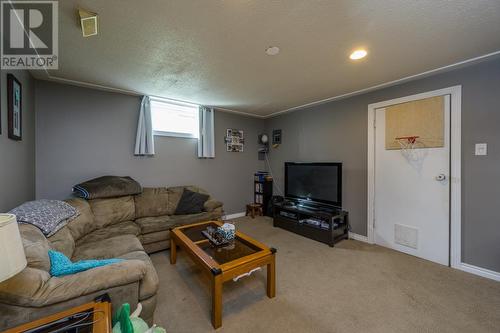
[{"left": 394, "top": 224, "right": 418, "bottom": 249}]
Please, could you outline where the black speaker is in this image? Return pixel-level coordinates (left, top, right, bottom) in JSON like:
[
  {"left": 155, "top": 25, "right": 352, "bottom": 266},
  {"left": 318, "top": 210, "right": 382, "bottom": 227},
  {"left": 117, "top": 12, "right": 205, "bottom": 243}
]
[{"left": 267, "top": 195, "right": 284, "bottom": 216}]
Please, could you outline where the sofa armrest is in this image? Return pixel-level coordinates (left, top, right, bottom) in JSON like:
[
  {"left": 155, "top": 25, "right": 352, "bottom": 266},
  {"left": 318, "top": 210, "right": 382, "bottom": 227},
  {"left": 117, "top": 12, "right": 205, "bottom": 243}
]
[
  {"left": 204, "top": 199, "right": 223, "bottom": 212},
  {"left": 0, "top": 260, "right": 147, "bottom": 307}
]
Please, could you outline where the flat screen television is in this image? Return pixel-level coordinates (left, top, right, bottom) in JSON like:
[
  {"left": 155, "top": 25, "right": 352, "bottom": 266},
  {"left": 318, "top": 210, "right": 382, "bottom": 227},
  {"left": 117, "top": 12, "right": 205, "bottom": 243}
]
[{"left": 285, "top": 162, "right": 342, "bottom": 208}]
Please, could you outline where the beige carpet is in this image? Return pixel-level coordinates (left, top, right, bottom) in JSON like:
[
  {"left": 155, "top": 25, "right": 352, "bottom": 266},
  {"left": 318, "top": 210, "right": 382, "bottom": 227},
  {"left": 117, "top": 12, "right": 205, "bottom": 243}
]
[{"left": 150, "top": 216, "right": 500, "bottom": 332}]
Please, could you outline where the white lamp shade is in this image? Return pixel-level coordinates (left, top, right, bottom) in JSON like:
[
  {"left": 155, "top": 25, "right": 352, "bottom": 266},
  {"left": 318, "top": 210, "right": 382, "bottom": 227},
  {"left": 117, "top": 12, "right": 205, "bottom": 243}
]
[{"left": 0, "top": 214, "right": 27, "bottom": 282}]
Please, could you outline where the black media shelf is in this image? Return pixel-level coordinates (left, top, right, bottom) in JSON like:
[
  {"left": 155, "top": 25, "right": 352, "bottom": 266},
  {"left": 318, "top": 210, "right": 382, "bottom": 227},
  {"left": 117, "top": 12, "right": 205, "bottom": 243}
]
[
  {"left": 273, "top": 201, "right": 349, "bottom": 247},
  {"left": 254, "top": 178, "right": 273, "bottom": 216}
]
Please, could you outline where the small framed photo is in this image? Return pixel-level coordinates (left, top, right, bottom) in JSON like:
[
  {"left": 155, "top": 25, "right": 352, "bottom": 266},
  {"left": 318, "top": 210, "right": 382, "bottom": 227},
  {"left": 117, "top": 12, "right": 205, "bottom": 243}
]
[
  {"left": 225, "top": 128, "right": 244, "bottom": 152},
  {"left": 7, "top": 74, "right": 22, "bottom": 141}
]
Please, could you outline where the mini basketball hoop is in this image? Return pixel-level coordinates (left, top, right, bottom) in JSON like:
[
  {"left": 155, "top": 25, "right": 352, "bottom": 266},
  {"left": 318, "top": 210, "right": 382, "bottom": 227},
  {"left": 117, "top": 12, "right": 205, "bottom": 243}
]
[
  {"left": 395, "top": 136, "right": 420, "bottom": 160},
  {"left": 395, "top": 136, "right": 419, "bottom": 149}
]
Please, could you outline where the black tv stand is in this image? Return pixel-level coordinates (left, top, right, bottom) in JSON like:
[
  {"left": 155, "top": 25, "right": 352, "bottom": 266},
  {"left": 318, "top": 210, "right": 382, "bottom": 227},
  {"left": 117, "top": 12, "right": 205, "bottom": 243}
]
[{"left": 273, "top": 200, "right": 349, "bottom": 247}]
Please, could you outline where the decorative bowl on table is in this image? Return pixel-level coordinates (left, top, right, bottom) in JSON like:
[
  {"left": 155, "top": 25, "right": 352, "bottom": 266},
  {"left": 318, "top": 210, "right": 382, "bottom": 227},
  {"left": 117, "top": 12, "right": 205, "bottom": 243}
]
[
  {"left": 218, "top": 223, "right": 235, "bottom": 241},
  {"left": 202, "top": 223, "right": 235, "bottom": 247}
]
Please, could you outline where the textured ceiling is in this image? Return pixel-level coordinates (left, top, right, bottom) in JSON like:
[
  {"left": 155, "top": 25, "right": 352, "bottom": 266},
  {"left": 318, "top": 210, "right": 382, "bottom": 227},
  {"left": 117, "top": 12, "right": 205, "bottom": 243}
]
[{"left": 33, "top": 0, "right": 500, "bottom": 116}]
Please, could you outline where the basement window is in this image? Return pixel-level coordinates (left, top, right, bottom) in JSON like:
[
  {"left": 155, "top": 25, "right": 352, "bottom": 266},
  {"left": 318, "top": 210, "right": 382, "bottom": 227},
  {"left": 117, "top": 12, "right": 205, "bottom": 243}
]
[{"left": 151, "top": 98, "right": 199, "bottom": 138}]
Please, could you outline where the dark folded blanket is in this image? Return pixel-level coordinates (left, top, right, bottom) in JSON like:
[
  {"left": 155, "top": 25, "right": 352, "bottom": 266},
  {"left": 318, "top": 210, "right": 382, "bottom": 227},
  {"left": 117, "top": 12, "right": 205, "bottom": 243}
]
[{"left": 73, "top": 176, "right": 142, "bottom": 199}]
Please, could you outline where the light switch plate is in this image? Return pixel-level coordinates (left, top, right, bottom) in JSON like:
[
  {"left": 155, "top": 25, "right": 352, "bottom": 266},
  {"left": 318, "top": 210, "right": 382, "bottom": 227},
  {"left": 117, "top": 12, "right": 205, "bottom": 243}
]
[{"left": 475, "top": 143, "right": 487, "bottom": 156}]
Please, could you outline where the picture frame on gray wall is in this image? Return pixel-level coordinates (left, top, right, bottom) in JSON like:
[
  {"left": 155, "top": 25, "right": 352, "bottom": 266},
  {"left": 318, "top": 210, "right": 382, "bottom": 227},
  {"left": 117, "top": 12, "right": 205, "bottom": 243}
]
[{"left": 7, "top": 74, "right": 22, "bottom": 141}]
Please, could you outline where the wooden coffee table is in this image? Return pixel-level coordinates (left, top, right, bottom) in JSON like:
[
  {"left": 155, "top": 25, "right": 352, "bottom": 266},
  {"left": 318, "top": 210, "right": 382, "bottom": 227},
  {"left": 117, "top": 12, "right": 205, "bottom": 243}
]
[
  {"left": 170, "top": 221, "right": 276, "bottom": 329},
  {"left": 4, "top": 300, "right": 112, "bottom": 333}
]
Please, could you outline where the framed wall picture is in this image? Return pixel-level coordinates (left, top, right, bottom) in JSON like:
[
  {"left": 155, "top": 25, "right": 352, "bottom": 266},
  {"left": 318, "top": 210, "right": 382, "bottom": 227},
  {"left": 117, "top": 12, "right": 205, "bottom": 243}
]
[
  {"left": 7, "top": 74, "right": 22, "bottom": 141},
  {"left": 225, "top": 128, "right": 244, "bottom": 152}
]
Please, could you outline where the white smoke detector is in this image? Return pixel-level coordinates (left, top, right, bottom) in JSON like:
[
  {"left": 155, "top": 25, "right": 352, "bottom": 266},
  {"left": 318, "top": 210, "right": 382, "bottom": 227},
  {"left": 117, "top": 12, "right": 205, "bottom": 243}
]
[
  {"left": 265, "top": 46, "right": 280, "bottom": 56},
  {"left": 79, "top": 9, "right": 98, "bottom": 37}
]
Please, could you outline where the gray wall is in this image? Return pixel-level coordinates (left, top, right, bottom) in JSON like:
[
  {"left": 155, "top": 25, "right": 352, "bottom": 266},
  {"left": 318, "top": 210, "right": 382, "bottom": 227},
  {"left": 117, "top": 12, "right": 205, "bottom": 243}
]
[
  {"left": 265, "top": 56, "right": 500, "bottom": 272},
  {"left": 0, "top": 70, "right": 35, "bottom": 212},
  {"left": 34, "top": 57, "right": 500, "bottom": 272},
  {"left": 35, "top": 81, "right": 265, "bottom": 214}
]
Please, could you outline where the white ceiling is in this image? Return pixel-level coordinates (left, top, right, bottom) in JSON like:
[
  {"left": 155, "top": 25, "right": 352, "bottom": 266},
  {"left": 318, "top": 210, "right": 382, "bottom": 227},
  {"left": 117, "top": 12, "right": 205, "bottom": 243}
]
[{"left": 34, "top": 0, "right": 500, "bottom": 116}]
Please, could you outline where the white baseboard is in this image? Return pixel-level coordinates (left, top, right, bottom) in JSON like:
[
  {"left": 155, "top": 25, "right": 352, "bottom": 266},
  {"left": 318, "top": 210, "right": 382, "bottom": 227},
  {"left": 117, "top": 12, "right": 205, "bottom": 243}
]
[
  {"left": 223, "top": 212, "right": 246, "bottom": 220},
  {"left": 349, "top": 232, "right": 370, "bottom": 243},
  {"left": 456, "top": 262, "right": 500, "bottom": 282}
]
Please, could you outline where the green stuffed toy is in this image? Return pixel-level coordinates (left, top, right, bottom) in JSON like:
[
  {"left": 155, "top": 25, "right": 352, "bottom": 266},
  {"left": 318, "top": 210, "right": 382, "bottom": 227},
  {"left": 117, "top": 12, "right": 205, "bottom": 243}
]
[{"left": 112, "top": 303, "right": 166, "bottom": 333}]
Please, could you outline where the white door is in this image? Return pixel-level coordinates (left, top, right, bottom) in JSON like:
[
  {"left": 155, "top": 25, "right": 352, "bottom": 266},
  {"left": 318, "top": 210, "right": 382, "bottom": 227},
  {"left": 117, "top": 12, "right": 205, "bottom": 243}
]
[{"left": 374, "top": 95, "right": 450, "bottom": 265}]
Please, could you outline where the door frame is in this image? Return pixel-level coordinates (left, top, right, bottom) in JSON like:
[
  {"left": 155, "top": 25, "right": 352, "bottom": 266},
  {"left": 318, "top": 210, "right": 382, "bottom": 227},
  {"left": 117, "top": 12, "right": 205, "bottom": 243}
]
[{"left": 367, "top": 86, "right": 461, "bottom": 268}]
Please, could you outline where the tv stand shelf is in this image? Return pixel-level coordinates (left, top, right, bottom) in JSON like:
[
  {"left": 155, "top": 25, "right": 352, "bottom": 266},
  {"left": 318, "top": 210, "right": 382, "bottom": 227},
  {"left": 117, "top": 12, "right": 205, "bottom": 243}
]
[{"left": 273, "top": 201, "right": 349, "bottom": 247}]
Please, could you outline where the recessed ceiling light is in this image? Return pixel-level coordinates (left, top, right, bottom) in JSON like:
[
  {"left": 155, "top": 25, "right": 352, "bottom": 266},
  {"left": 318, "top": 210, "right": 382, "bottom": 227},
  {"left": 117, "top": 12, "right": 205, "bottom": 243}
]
[
  {"left": 350, "top": 49, "right": 367, "bottom": 60},
  {"left": 265, "top": 46, "right": 280, "bottom": 56}
]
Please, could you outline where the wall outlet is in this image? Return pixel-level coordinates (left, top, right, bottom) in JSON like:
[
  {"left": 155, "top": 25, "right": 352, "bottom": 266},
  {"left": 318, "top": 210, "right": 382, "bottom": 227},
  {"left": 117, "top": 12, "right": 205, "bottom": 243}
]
[{"left": 475, "top": 143, "right": 487, "bottom": 156}]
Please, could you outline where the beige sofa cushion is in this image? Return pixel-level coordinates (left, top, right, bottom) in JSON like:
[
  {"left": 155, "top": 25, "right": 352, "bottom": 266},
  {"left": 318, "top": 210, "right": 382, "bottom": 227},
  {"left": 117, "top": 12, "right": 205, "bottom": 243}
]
[
  {"left": 117, "top": 251, "right": 159, "bottom": 300},
  {"left": 72, "top": 235, "right": 144, "bottom": 261},
  {"left": 65, "top": 198, "right": 96, "bottom": 241},
  {"left": 76, "top": 221, "right": 140, "bottom": 245},
  {"left": 48, "top": 227, "right": 75, "bottom": 258},
  {"left": 89, "top": 196, "right": 135, "bottom": 228},
  {"left": 139, "top": 231, "right": 170, "bottom": 245},
  {"left": 204, "top": 199, "right": 223, "bottom": 212},
  {"left": 0, "top": 266, "right": 51, "bottom": 306},
  {"left": 142, "top": 241, "right": 169, "bottom": 254},
  {"left": 134, "top": 187, "right": 169, "bottom": 218},
  {"left": 166, "top": 186, "right": 208, "bottom": 215},
  {"left": 19, "top": 224, "right": 51, "bottom": 272},
  {"left": 0, "top": 262, "right": 146, "bottom": 307},
  {"left": 137, "top": 210, "right": 223, "bottom": 246},
  {"left": 137, "top": 208, "right": 222, "bottom": 237},
  {"left": 135, "top": 215, "right": 176, "bottom": 234},
  {"left": 169, "top": 210, "right": 222, "bottom": 226}
]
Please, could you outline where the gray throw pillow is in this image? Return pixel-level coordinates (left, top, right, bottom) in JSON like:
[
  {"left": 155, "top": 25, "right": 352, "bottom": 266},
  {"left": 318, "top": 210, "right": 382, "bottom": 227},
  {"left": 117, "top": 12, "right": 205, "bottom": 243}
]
[
  {"left": 10, "top": 200, "right": 79, "bottom": 236},
  {"left": 175, "top": 189, "right": 209, "bottom": 215}
]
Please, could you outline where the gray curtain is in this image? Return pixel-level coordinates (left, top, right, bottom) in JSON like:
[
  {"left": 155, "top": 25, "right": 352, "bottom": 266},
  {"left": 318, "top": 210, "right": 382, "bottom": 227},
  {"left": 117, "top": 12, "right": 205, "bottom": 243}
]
[
  {"left": 198, "top": 106, "right": 215, "bottom": 158},
  {"left": 134, "top": 96, "right": 155, "bottom": 156}
]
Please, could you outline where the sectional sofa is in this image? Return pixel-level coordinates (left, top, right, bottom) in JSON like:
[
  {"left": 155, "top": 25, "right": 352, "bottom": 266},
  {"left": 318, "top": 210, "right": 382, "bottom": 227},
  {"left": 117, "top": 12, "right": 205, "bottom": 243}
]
[{"left": 0, "top": 186, "right": 223, "bottom": 330}]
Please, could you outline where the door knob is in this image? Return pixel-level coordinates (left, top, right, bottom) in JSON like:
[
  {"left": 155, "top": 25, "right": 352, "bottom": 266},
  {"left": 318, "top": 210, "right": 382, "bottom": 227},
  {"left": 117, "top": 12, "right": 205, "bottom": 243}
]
[{"left": 435, "top": 174, "right": 446, "bottom": 181}]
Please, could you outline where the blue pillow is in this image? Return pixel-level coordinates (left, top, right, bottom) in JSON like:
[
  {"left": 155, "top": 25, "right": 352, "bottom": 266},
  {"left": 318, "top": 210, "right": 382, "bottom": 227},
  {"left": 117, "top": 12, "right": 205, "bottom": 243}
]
[{"left": 48, "top": 250, "right": 124, "bottom": 277}]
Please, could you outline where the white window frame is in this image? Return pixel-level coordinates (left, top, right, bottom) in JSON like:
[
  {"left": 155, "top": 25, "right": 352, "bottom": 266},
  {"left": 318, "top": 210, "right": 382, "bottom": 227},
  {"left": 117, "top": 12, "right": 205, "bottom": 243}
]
[{"left": 150, "top": 97, "right": 199, "bottom": 139}]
